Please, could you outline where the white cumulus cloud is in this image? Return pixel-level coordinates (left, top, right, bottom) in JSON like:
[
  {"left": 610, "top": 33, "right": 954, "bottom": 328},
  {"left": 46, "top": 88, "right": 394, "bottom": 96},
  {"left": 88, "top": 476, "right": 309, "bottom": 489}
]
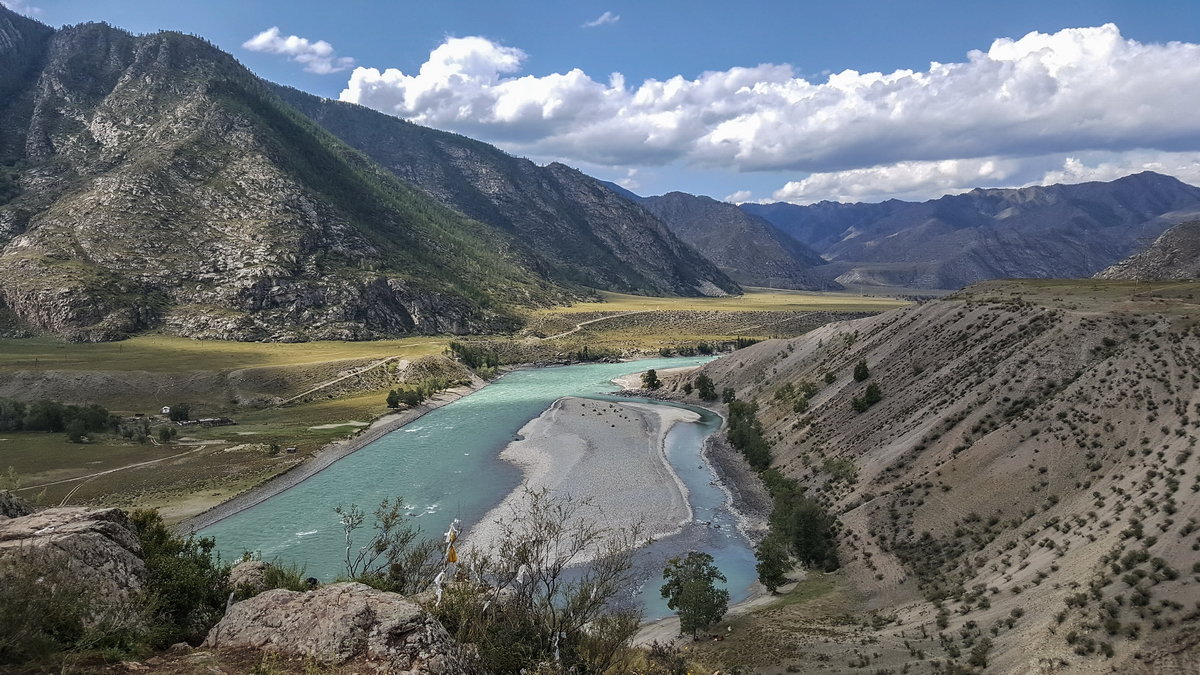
[
  {"left": 583, "top": 11, "right": 620, "bottom": 28},
  {"left": 340, "top": 24, "right": 1200, "bottom": 179},
  {"left": 243, "top": 27, "right": 355, "bottom": 74},
  {"left": 0, "top": 0, "right": 41, "bottom": 16}
]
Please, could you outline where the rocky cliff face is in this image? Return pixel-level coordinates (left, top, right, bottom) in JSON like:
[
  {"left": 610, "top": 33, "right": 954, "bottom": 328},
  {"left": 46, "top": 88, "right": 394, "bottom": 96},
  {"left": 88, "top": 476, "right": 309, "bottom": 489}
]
[
  {"left": 274, "top": 86, "right": 740, "bottom": 298},
  {"left": 0, "top": 9, "right": 572, "bottom": 342},
  {"left": 1097, "top": 220, "right": 1200, "bottom": 281},
  {"left": 742, "top": 172, "right": 1200, "bottom": 289},
  {"left": 636, "top": 191, "right": 836, "bottom": 290}
]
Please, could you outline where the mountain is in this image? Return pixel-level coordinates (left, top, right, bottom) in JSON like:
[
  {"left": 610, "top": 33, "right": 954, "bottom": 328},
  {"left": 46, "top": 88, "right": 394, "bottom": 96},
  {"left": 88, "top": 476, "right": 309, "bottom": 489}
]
[
  {"left": 631, "top": 191, "right": 837, "bottom": 290},
  {"left": 1097, "top": 220, "right": 1200, "bottom": 280},
  {"left": 670, "top": 280, "right": 1200, "bottom": 673},
  {"left": 742, "top": 172, "right": 1200, "bottom": 289},
  {"left": 0, "top": 9, "right": 587, "bottom": 342},
  {"left": 272, "top": 87, "right": 740, "bottom": 299},
  {"left": 0, "top": 9, "right": 739, "bottom": 343}
]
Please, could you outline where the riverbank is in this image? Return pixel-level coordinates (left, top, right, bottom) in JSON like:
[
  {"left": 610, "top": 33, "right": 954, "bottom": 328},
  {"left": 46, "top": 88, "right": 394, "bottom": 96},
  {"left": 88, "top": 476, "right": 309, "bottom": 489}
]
[
  {"left": 462, "top": 396, "right": 697, "bottom": 555},
  {"left": 612, "top": 375, "right": 773, "bottom": 545},
  {"left": 177, "top": 377, "right": 487, "bottom": 533}
]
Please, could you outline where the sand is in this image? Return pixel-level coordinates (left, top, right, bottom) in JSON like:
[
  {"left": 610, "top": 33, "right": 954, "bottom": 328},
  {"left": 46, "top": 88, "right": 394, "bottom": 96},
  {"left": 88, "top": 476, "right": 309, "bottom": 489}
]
[{"left": 462, "top": 396, "right": 699, "bottom": 554}]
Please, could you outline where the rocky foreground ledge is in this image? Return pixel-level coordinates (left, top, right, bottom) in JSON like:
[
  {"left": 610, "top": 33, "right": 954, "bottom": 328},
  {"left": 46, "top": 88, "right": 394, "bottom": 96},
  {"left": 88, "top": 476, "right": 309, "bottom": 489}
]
[{"left": 0, "top": 493, "right": 479, "bottom": 674}]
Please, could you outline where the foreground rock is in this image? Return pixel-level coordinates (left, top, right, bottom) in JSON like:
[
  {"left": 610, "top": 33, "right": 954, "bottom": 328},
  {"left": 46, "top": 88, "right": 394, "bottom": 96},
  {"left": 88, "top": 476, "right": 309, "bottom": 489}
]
[
  {"left": 0, "top": 506, "right": 146, "bottom": 596},
  {"left": 204, "top": 582, "right": 480, "bottom": 673}
]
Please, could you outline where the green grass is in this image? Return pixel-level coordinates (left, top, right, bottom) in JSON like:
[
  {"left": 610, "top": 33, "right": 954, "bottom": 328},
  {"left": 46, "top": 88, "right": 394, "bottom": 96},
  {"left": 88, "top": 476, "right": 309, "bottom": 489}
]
[
  {"left": 0, "top": 335, "right": 448, "bottom": 373},
  {"left": 539, "top": 287, "right": 911, "bottom": 315}
]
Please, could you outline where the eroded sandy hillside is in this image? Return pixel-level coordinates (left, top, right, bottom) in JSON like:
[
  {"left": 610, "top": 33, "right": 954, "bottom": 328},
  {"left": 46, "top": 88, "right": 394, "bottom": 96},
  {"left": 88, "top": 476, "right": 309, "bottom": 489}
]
[{"left": 671, "top": 280, "right": 1200, "bottom": 674}]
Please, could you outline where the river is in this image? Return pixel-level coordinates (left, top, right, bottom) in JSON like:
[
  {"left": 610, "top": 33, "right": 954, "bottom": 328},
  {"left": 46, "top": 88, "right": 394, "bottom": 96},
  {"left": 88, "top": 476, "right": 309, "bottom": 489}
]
[{"left": 202, "top": 356, "right": 757, "bottom": 618}]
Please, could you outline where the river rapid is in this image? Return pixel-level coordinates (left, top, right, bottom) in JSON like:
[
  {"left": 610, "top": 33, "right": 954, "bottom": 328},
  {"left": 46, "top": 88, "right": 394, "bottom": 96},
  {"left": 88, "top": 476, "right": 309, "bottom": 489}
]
[{"left": 202, "top": 357, "right": 757, "bottom": 618}]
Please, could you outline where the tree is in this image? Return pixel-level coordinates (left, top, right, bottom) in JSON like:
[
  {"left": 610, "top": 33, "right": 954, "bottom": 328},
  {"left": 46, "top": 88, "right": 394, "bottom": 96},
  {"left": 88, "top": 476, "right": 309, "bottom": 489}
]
[
  {"left": 694, "top": 375, "right": 717, "bottom": 401},
  {"left": 853, "top": 359, "right": 870, "bottom": 382},
  {"left": 432, "top": 488, "right": 644, "bottom": 672},
  {"left": 168, "top": 404, "right": 191, "bottom": 422},
  {"left": 641, "top": 368, "right": 661, "bottom": 390},
  {"left": 64, "top": 418, "right": 86, "bottom": 443},
  {"left": 386, "top": 389, "right": 401, "bottom": 409},
  {"left": 755, "top": 536, "right": 790, "bottom": 593},
  {"left": 851, "top": 382, "right": 883, "bottom": 413},
  {"left": 721, "top": 387, "right": 736, "bottom": 404},
  {"left": 661, "top": 551, "right": 729, "bottom": 638}
]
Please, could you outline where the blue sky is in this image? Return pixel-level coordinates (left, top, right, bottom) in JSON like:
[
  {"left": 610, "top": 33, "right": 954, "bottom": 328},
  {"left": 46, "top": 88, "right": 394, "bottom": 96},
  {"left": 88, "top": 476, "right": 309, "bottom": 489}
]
[{"left": 7, "top": 0, "right": 1200, "bottom": 203}]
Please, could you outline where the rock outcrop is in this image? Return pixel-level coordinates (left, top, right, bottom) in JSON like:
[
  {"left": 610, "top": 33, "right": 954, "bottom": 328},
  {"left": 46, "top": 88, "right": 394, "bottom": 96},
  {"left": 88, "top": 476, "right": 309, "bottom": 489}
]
[
  {"left": 204, "top": 582, "right": 480, "bottom": 673},
  {"left": 1096, "top": 220, "right": 1200, "bottom": 280},
  {"left": 0, "top": 506, "right": 146, "bottom": 597},
  {"left": 227, "top": 559, "right": 271, "bottom": 596}
]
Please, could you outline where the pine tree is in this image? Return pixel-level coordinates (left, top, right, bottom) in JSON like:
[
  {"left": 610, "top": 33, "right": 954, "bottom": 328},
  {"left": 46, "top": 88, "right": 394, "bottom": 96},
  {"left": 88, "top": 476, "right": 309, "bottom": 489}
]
[{"left": 853, "top": 359, "right": 870, "bottom": 381}]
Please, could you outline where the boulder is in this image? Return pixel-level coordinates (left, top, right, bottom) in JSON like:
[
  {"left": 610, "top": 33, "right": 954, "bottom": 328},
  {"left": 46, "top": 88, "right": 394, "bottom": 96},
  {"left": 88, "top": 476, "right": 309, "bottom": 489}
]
[
  {"left": 0, "top": 490, "right": 35, "bottom": 519},
  {"left": 228, "top": 559, "right": 271, "bottom": 596},
  {"left": 0, "top": 506, "right": 146, "bottom": 596},
  {"left": 203, "top": 582, "right": 480, "bottom": 673}
]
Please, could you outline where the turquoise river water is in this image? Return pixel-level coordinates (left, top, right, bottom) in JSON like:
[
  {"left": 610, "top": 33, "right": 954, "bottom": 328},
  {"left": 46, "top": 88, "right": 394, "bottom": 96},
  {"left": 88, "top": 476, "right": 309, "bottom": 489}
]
[{"left": 201, "top": 357, "right": 757, "bottom": 619}]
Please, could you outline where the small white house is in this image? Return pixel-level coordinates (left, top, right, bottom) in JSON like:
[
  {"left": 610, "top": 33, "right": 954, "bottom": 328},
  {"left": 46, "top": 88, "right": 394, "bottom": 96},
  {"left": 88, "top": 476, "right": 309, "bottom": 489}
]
[{"left": 161, "top": 406, "right": 171, "bottom": 415}]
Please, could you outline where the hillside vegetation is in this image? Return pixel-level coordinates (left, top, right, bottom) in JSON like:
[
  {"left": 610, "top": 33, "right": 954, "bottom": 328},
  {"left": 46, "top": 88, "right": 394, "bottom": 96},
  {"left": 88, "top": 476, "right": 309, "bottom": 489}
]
[{"left": 670, "top": 279, "right": 1200, "bottom": 674}]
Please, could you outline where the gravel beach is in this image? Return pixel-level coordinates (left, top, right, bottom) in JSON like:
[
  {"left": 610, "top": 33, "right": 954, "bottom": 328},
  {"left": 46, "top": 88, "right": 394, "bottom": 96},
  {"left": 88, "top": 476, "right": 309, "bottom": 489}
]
[{"left": 462, "top": 396, "right": 698, "bottom": 554}]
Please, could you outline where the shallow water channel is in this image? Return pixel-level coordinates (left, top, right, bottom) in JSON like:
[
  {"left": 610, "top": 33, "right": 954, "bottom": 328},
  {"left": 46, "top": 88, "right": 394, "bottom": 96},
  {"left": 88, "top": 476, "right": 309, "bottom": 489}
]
[{"left": 202, "top": 356, "right": 756, "bottom": 619}]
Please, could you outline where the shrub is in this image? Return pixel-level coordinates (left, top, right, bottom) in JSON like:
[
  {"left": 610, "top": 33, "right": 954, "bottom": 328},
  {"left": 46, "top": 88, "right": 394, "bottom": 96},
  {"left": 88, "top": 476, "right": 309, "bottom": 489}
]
[{"left": 129, "top": 510, "right": 230, "bottom": 647}]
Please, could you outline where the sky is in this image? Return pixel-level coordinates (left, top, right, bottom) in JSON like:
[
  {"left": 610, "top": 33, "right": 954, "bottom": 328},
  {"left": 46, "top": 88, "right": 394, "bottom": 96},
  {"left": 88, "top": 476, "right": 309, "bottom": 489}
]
[{"left": 5, "top": 0, "right": 1200, "bottom": 204}]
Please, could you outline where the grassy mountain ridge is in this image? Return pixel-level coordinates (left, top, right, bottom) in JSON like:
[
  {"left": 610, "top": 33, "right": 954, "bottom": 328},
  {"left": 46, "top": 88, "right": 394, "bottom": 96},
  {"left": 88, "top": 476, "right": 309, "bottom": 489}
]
[
  {"left": 0, "top": 9, "right": 574, "bottom": 341},
  {"left": 272, "top": 85, "right": 741, "bottom": 298},
  {"left": 672, "top": 279, "right": 1200, "bottom": 673}
]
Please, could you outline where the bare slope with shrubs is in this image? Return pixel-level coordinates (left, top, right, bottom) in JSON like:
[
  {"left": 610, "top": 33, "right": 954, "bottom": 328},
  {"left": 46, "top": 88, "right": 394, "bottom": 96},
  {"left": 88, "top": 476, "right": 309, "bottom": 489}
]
[{"left": 669, "top": 280, "right": 1200, "bottom": 673}]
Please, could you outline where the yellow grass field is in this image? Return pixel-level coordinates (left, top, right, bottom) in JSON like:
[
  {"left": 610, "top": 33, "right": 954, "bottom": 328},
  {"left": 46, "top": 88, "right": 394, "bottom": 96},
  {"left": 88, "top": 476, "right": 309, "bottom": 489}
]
[{"left": 540, "top": 287, "right": 911, "bottom": 315}]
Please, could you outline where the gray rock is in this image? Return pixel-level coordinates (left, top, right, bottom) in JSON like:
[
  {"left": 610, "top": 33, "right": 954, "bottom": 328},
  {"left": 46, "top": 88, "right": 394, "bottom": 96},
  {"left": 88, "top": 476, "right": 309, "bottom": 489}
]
[
  {"left": 0, "top": 506, "right": 146, "bottom": 597},
  {"left": 203, "top": 582, "right": 480, "bottom": 673},
  {"left": 228, "top": 559, "right": 271, "bottom": 596}
]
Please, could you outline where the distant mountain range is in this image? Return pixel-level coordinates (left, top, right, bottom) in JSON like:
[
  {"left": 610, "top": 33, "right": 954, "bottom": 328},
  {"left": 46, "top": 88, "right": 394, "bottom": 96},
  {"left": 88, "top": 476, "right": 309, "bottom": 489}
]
[
  {"left": 600, "top": 186, "right": 835, "bottom": 290},
  {"left": 1097, "top": 220, "right": 1200, "bottom": 281},
  {"left": 740, "top": 172, "right": 1200, "bottom": 289},
  {"left": 0, "top": 7, "right": 736, "bottom": 342}
]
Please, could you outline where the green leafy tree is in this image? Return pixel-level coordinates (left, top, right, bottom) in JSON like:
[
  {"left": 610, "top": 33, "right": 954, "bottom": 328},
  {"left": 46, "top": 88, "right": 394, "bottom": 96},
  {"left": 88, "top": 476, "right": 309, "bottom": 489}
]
[
  {"left": 168, "top": 404, "right": 191, "bottom": 422},
  {"left": 694, "top": 375, "right": 717, "bottom": 401},
  {"left": 853, "top": 359, "right": 870, "bottom": 382},
  {"left": 386, "top": 389, "right": 401, "bottom": 409},
  {"left": 64, "top": 418, "right": 86, "bottom": 443},
  {"left": 721, "top": 387, "right": 736, "bottom": 404},
  {"left": 129, "top": 509, "right": 230, "bottom": 647},
  {"left": 824, "top": 372, "right": 835, "bottom": 384},
  {"left": 755, "top": 536, "right": 790, "bottom": 593},
  {"left": 641, "top": 369, "right": 661, "bottom": 390},
  {"left": 661, "top": 551, "right": 730, "bottom": 638}
]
